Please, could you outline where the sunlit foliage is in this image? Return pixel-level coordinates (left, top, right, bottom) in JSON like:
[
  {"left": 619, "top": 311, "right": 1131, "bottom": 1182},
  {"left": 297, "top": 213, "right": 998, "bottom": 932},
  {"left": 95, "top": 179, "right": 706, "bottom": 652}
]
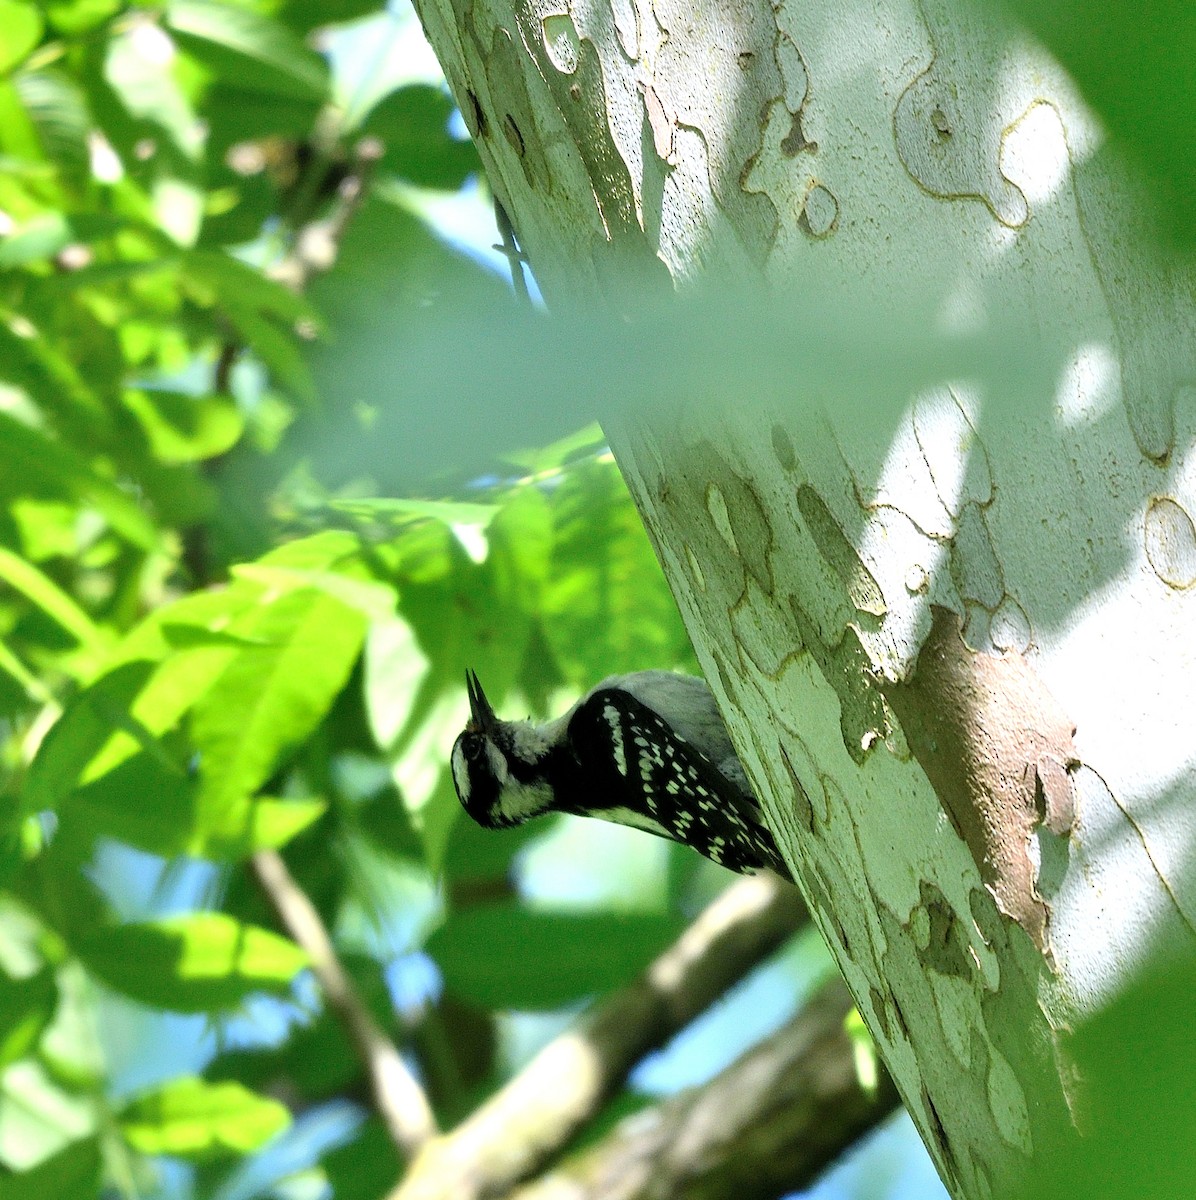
[{"left": 0, "top": 4, "right": 732, "bottom": 1195}]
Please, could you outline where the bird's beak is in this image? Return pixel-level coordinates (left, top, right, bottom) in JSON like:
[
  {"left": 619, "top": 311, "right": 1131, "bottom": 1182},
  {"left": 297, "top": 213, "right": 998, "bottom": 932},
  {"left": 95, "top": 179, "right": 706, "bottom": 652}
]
[{"left": 465, "top": 669, "right": 497, "bottom": 732}]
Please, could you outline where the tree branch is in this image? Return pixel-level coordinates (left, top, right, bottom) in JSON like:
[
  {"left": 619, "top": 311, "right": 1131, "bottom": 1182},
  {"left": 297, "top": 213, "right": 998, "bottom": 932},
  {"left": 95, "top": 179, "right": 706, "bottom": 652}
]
[
  {"left": 391, "top": 872, "right": 808, "bottom": 1200},
  {"left": 508, "top": 976, "right": 900, "bottom": 1200},
  {"left": 271, "top": 137, "right": 383, "bottom": 294},
  {"left": 250, "top": 848, "right": 438, "bottom": 1158}
]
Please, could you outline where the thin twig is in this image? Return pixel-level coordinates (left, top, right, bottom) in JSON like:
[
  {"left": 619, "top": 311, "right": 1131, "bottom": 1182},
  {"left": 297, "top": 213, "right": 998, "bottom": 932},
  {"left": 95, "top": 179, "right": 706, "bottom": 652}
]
[
  {"left": 390, "top": 872, "right": 807, "bottom": 1200},
  {"left": 508, "top": 976, "right": 901, "bottom": 1200},
  {"left": 493, "top": 198, "right": 531, "bottom": 304},
  {"left": 251, "top": 848, "right": 438, "bottom": 1158}
]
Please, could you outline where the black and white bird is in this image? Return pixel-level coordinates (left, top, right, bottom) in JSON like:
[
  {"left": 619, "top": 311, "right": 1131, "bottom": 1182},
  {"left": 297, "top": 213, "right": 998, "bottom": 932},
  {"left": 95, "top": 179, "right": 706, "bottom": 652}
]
[{"left": 450, "top": 670, "right": 789, "bottom": 878}]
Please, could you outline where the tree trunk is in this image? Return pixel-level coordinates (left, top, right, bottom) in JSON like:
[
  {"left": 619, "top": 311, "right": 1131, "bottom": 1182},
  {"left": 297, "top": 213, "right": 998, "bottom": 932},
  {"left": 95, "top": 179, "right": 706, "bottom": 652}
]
[{"left": 406, "top": 0, "right": 1196, "bottom": 1195}]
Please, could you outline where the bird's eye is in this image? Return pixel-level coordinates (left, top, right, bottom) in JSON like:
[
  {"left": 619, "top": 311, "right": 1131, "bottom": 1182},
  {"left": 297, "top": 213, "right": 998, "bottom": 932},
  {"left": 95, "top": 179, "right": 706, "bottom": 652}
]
[{"left": 464, "top": 735, "right": 485, "bottom": 762}]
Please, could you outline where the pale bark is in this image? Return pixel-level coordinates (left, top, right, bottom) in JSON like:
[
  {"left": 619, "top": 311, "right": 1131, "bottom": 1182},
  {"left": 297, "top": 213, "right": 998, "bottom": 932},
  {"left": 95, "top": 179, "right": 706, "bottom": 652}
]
[
  {"left": 392, "top": 874, "right": 808, "bottom": 1200},
  {"left": 506, "top": 977, "right": 899, "bottom": 1200},
  {"left": 406, "top": 0, "right": 1196, "bottom": 1197}
]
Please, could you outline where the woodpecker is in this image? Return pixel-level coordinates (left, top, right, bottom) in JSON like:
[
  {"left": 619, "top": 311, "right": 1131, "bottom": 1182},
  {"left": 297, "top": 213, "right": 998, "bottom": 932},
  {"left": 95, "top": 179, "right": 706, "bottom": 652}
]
[{"left": 450, "top": 670, "right": 789, "bottom": 877}]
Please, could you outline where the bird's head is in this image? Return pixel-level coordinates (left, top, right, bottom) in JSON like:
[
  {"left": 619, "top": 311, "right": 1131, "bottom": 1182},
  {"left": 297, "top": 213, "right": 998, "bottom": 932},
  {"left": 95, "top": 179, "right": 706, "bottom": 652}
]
[{"left": 450, "top": 670, "right": 556, "bottom": 829}]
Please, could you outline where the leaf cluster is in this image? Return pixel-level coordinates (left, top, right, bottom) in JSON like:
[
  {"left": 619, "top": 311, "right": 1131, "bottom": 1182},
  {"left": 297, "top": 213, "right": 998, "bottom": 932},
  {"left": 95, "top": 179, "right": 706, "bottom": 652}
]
[{"left": 0, "top": 4, "right": 717, "bottom": 1197}]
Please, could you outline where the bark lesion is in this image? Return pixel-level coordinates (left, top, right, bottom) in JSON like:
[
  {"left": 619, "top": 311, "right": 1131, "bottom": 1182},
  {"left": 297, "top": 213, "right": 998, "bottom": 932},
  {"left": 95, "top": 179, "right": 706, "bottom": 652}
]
[{"left": 883, "top": 605, "right": 1079, "bottom": 953}]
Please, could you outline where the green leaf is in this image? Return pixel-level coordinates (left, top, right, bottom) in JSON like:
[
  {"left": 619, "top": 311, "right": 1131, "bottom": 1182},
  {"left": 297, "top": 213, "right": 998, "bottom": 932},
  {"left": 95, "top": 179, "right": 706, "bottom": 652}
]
[
  {"left": 202, "top": 82, "right": 322, "bottom": 159},
  {"left": 0, "top": 965, "right": 56, "bottom": 1067},
  {"left": 61, "top": 744, "right": 324, "bottom": 860},
  {"left": 115, "top": 578, "right": 264, "bottom": 671},
  {"left": 75, "top": 914, "right": 307, "bottom": 1012},
  {"left": 0, "top": 2, "right": 42, "bottom": 75},
  {"left": 355, "top": 787, "right": 423, "bottom": 863},
  {"left": 440, "top": 811, "right": 544, "bottom": 885},
  {"left": 23, "top": 661, "right": 158, "bottom": 814},
  {"left": 0, "top": 77, "right": 38, "bottom": 160},
  {"left": 119, "top": 1076, "right": 290, "bottom": 1160},
  {"left": 233, "top": 563, "right": 395, "bottom": 622},
  {"left": 0, "top": 546, "right": 104, "bottom": 651},
  {"left": 14, "top": 69, "right": 90, "bottom": 184},
  {"left": 485, "top": 485, "right": 552, "bottom": 620},
  {"left": 103, "top": 22, "right": 200, "bottom": 158},
  {"left": 182, "top": 249, "right": 312, "bottom": 325},
  {"left": 0, "top": 1061, "right": 96, "bottom": 1170},
  {"left": 330, "top": 497, "right": 498, "bottom": 529},
  {"left": 322, "top": 1118, "right": 402, "bottom": 1200},
  {"left": 0, "top": 213, "right": 71, "bottom": 268},
  {"left": 190, "top": 588, "right": 366, "bottom": 820},
  {"left": 542, "top": 460, "right": 695, "bottom": 681},
  {"left": 252, "top": 529, "right": 365, "bottom": 572},
  {"left": 0, "top": 409, "right": 159, "bottom": 551},
  {"left": 166, "top": 0, "right": 330, "bottom": 102},
  {"left": 198, "top": 795, "right": 327, "bottom": 859},
  {"left": 279, "top": 0, "right": 380, "bottom": 34},
  {"left": 0, "top": 1136, "right": 101, "bottom": 1200},
  {"left": 0, "top": 637, "right": 52, "bottom": 708},
  {"left": 364, "top": 614, "right": 429, "bottom": 751},
  {"left": 122, "top": 389, "right": 244, "bottom": 463},
  {"left": 504, "top": 423, "right": 607, "bottom": 473},
  {"left": 43, "top": 0, "right": 121, "bottom": 35},
  {"left": 361, "top": 84, "right": 480, "bottom": 189},
  {"left": 205, "top": 952, "right": 395, "bottom": 1100},
  {"left": 1019, "top": 959, "right": 1196, "bottom": 1200},
  {"left": 428, "top": 905, "right": 685, "bottom": 1010},
  {"left": 298, "top": 194, "right": 512, "bottom": 490},
  {"left": 62, "top": 745, "right": 199, "bottom": 857},
  {"left": 181, "top": 249, "right": 317, "bottom": 398}
]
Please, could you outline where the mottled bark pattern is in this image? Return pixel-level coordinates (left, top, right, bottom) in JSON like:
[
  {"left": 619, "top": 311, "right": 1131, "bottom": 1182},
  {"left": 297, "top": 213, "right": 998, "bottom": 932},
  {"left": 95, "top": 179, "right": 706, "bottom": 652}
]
[{"left": 407, "top": 0, "right": 1196, "bottom": 1196}]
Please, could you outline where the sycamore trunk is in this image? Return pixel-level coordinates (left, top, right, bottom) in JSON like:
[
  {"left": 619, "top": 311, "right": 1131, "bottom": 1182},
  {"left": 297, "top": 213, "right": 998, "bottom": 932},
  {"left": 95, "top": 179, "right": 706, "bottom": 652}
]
[{"left": 407, "top": 0, "right": 1196, "bottom": 1195}]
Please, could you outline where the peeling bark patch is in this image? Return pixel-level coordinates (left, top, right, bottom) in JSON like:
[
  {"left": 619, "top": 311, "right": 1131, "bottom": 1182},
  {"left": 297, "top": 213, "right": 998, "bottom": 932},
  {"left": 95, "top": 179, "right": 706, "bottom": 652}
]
[
  {"left": 541, "top": 13, "right": 580, "bottom": 74},
  {"left": 873, "top": 887, "right": 1055, "bottom": 1197},
  {"left": 884, "top": 607, "right": 1078, "bottom": 951},
  {"left": 771, "top": 423, "right": 796, "bottom": 472},
  {"left": 797, "top": 184, "right": 839, "bottom": 236},
  {"left": 714, "top": 650, "right": 740, "bottom": 714},
  {"left": 778, "top": 741, "right": 814, "bottom": 832},
  {"left": 893, "top": 60, "right": 1027, "bottom": 227},
  {"left": 463, "top": 89, "right": 486, "bottom": 138},
  {"left": 503, "top": 113, "right": 526, "bottom": 156},
  {"left": 905, "top": 564, "right": 930, "bottom": 595},
  {"left": 781, "top": 111, "right": 815, "bottom": 156},
  {"left": 889, "top": 995, "right": 912, "bottom": 1045},
  {"left": 1144, "top": 496, "right": 1196, "bottom": 588},
  {"left": 651, "top": 0, "right": 782, "bottom": 262},
  {"left": 805, "top": 865, "right": 852, "bottom": 957},
  {"left": 706, "top": 483, "right": 738, "bottom": 553},
  {"left": 685, "top": 545, "right": 706, "bottom": 592},
  {"left": 515, "top": 14, "right": 640, "bottom": 239},
  {"left": 640, "top": 81, "right": 675, "bottom": 161},
  {"left": 915, "top": 881, "right": 971, "bottom": 979},
  {"left": 869, "top": 985, "right": 891, "bottom": 1042},
  {"left": 795, "top": 485, "right": 885, "bottom": 619},
  {"left": 921, "top": 1087, "right": 958, "bottom": 1177},
  {"left": 989, "top": 598, "right": 1030, "bottom": 655},
  {"left": 481, "top": 26, "right": 552, "bottom": 192},
  {"left": 693, "top": 452, "right": 774, "bottom": 597},
  {"left": 787, "top": 595, "right": 889, "bottom": 765},
  {"left": 987, "top": 1049, "right": 1032, "bottom": 1150}
]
